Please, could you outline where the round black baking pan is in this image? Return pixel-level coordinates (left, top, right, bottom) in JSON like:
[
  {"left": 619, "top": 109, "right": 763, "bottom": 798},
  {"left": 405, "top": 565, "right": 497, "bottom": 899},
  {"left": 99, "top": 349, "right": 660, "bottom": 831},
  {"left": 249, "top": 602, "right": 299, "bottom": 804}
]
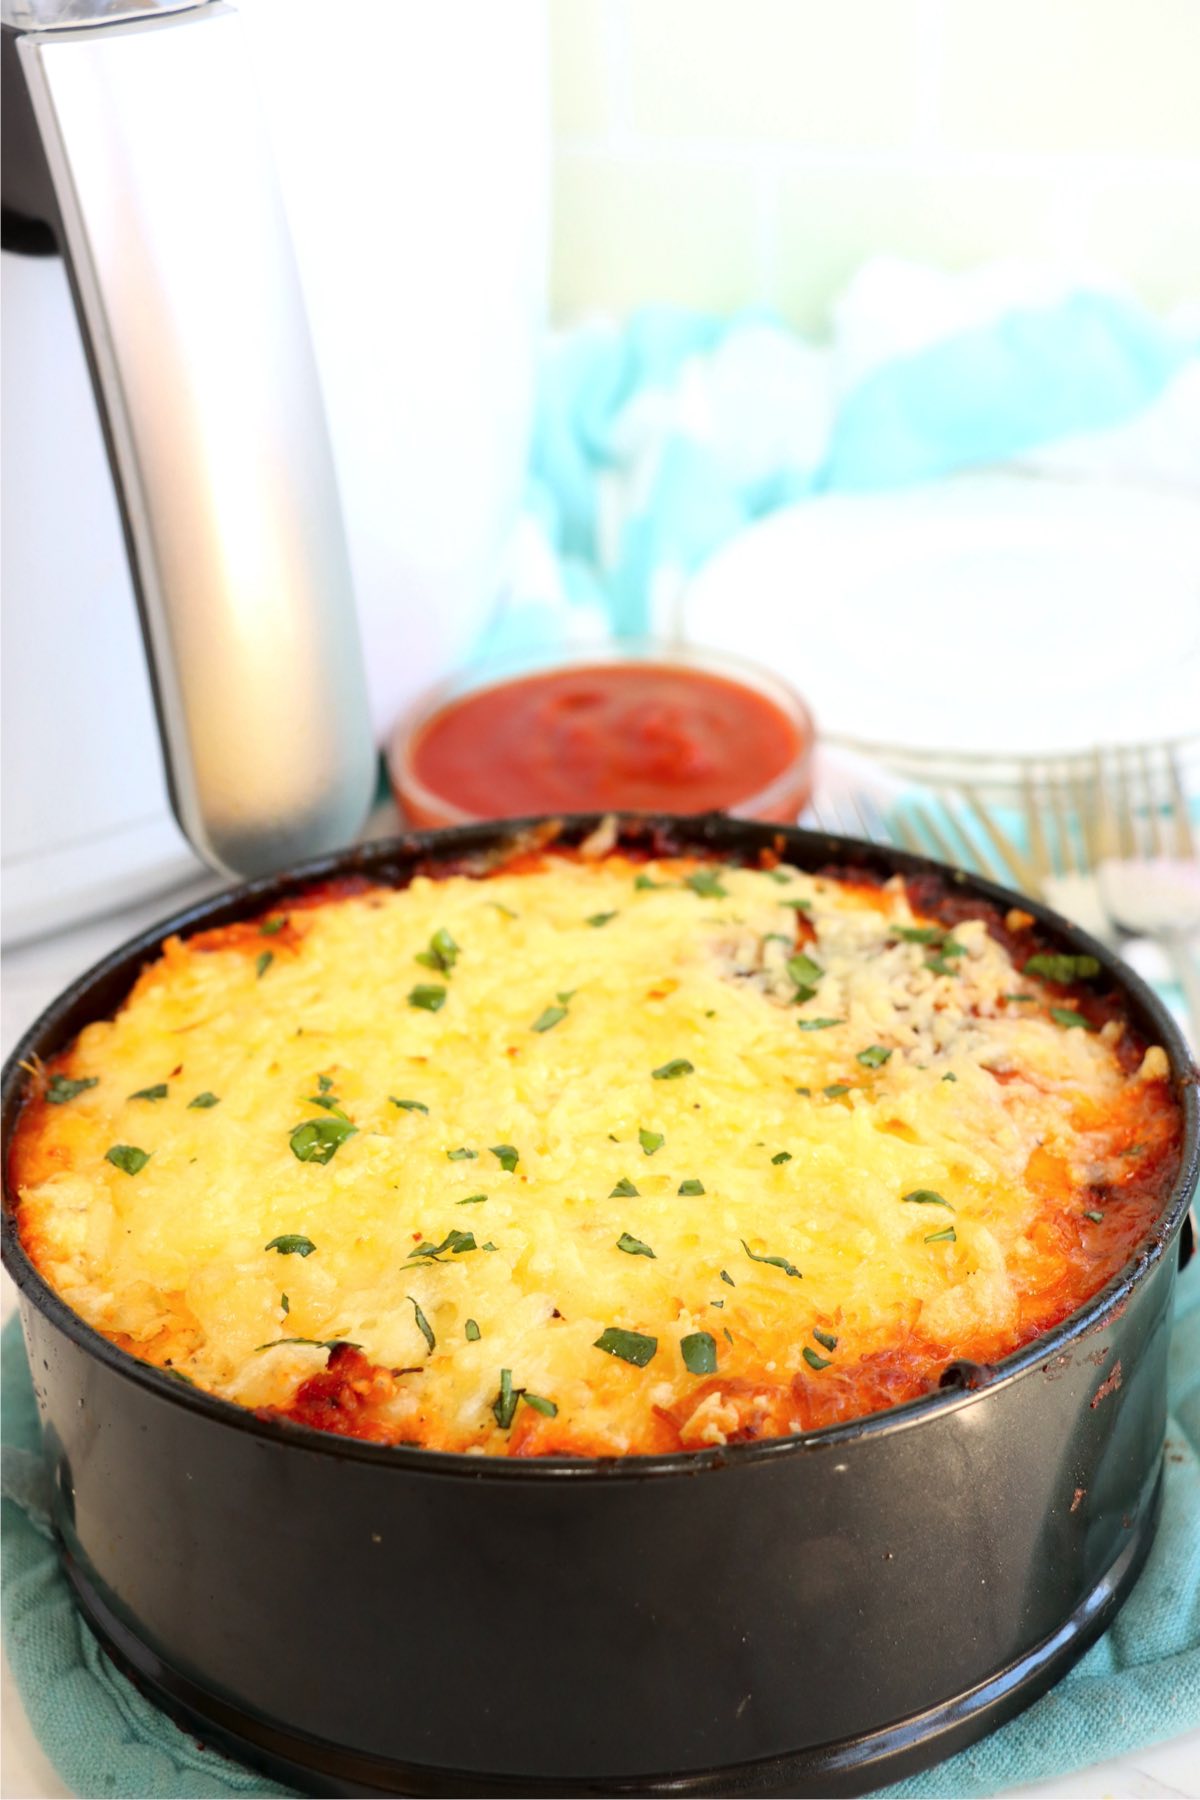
[{"left": 4, "top": 814, "right": 1197, "bottom": 1798}]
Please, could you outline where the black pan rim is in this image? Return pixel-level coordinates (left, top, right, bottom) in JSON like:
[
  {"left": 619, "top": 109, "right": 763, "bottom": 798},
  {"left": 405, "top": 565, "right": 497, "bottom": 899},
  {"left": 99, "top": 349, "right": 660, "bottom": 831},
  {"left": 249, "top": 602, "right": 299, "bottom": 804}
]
[{"left": 4, "top": 809, "right": 1197, "bottom": 1483}]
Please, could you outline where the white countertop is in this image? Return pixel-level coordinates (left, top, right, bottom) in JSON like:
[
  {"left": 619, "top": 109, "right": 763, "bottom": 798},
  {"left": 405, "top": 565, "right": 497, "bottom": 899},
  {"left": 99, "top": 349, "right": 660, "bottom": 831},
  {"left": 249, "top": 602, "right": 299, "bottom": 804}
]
[{"left": 3, "top": 877, "right": 1198, "bottom": 1800}]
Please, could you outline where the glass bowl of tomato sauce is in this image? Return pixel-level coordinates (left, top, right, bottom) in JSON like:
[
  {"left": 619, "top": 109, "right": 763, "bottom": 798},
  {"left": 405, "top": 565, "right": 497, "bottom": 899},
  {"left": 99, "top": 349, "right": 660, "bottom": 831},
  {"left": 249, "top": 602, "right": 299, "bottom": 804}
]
[{"left": 387, "top": 642, "right": 816, "bottom": 827}]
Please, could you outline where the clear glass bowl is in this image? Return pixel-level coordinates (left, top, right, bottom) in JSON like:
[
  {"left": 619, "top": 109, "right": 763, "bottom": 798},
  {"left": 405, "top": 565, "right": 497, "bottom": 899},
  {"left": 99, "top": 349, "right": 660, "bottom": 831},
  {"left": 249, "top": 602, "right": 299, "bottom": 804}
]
[{"left": 387, "top": 640, "right": 816, "bottom": 828}]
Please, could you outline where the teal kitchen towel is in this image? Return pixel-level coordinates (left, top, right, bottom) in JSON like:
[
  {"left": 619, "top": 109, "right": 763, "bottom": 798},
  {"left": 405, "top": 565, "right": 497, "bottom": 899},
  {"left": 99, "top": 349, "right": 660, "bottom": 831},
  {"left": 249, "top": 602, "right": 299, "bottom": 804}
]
[{"left": 4, "top": 1258, "right": 1199, "bottom": 1799}]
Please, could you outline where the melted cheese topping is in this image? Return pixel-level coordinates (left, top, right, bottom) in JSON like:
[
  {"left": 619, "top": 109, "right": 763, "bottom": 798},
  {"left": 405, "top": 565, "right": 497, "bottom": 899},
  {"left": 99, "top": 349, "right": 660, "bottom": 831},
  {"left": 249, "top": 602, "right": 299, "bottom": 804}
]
[{"left": 12, "top": 853, "right": 1178, "bottom": 1456}]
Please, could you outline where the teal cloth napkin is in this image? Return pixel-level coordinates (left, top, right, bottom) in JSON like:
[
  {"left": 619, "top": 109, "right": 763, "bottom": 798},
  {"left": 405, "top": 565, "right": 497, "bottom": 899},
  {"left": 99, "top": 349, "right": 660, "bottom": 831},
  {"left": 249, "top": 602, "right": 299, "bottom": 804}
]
[{"left": 4, "top": 1261, "right": 1199, "bottom": 1799}]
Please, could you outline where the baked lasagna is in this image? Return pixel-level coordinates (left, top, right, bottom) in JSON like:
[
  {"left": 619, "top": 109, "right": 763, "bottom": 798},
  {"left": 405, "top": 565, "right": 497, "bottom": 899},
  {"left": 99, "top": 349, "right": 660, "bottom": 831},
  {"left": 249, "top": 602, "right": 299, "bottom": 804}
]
[{"left": 10, "top": 834, "right": 1182, "bottom": 1457}]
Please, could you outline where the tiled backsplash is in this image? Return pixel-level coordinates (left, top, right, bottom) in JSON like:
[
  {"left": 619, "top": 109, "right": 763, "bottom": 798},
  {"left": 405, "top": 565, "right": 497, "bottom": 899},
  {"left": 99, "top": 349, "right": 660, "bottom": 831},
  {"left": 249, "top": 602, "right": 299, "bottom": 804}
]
[{"left": 550, "top": 0, "right": 1200, "bottom": 332}]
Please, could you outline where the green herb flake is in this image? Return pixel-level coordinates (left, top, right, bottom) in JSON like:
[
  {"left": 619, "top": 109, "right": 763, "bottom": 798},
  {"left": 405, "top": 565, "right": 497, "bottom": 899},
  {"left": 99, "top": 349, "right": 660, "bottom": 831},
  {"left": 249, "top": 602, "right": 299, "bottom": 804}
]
[
  {"left": 823, "top": 1083, "right": 851, "bottom": 1098},
  {"left": 616, "top": 1231, "right": 655, "bottom": 1260},
  {"left": 678, "top": 1178, "right": 705, "bottom": 1196},
  {"left": 259, "top": 915, "right": 287, "bottom": 936},
  {"left": 281, "top": 1293, "right": 290, "bottom": 1315},
  {"left": 522, "top": 1392, "right": 558, "bottom": 1418},
  {"left": 856, "top": 1045, "right": 893, "bottom": 1069},
  {"left": 480, "top": 1242, "right": 498, "bottom": 1252},
  {"left": 902, "top": 1189, "right": 955, "bottom": 1211},
  {"left": 741, "top": 1238, "right": 801, "bottom": 1279},
  {"left": 408, "top": 1295, "right": 436, "bottom": 1354},
  {"left": 925, "top": 955, "right": 960, "bottom": 977},
  {"left": 638, "top": 1127, "right": 665, "bottom": 1156},
  {"left": 129, "top": 1083, "right": 168, "bottom": 1102},
  {"left": 724, "top": 1327, "right": 734, "bottom": 1345},
  {"left": 634, "top": 872, "right": 668, "bottom": 890},
  {"left": 812, "top": 1327, "right": 838, "bottom": 1351},
  {"left": 415, "top": 927, "right": 459, "bottom": 974},
  {"left": 408, "top": 1228, "right": 476, "bottom": 1261},
  {"left": 610, "top": 1176, "right": 639, "bottom": 1198},
  {"left": 924, "top": 1225, "right": 958, "bottom": 1245},
  {"left": 587, "top": 911, "right": 618, "bottom": 927},
  {"left": 684, "top": 868, "right": 729, "bottom": 899},
  {"left": 766, "top": 869, "right": 794, "bottom": 885},
  {"left": 254, "top": 1335, "right": 361, "bottom": 1354},
  {"left": 780, "top": 898, "right": 813, "bottom": 912},
  {"left": 652, "top": 1058, "right": 694, "bottom": 1080},
  {"left": 720, "top": 1269, "right": 735, "bottom": 1286},
  {"left": 787, "top": 953, "right": 824, "bottom": 988},
  {"left": 492, "top": 1368, "right": 519, "bottom": 1429},
  {"left": 797, "top": 1017, "right": 842, "bottom": 1032},
  {"left": 795, "top": 1085, "right": 811, "bottom": 1096},
  {"left": 487, "top": 900, "right": 517, "bottom": 919},
  {"left": 681, "top": 1331, "right": 717, "bottom": 1375},
  {"left": 390, "top": 1097, "right": 429, "bottom": 1114},
  {"left": 771, "top": 1151, "right": 792, "bottom": 1165},
  {"left": 792, "top": 984, "right": 818, "bottom": 1005},
  {"left": 465, "top": 1318, "right": 481, "bottom": 1341},
  {"left": 593, "top": 1327, "right": 658, "bottom": 1367},
  {"left": 1024, "top": 953, "right": 1101, "bottom": 984},
  {"left": 105, "top": 1144, "right": 150, "bottom": 1176},
  {"left": 531, "top": 1004, "right": 568, "bottom": 1033},
  {"left": 941, "top": 1072, "right": 957, "bottom": 1083},
  {"left": 408, "top": 983, "right": 447, "bottom": 1012},
  {"left": 162, "top": 1366, "right": 195, "bottom": 1386},
  {"left": 45, "top": 1074, "right": 99, "bottom": 1105},
  {"left": 1005, "top": 993, "right": 1035, "bottom": 1002},
  {"left": 1050, "top": 1007, "right": 1094, "bottom": 1031},
  {"left": 289, "top": 1116, "right": 357, "bottom": 1164},
  {"left": 711, "top": 1299, "right": 725, "bottom": 1309},
  {"left": 1083, "top": 1209, "right": 1105, "bottom": 1224},
  {"left": 265, "top": 1234, "right": 316, "bottom": 1257},
  {"left": 490, "top": 1143, "right": 520, "bottom": 1172},
  {"left": 893, "top": 925, "right": 945, "bottom": 944},
  {"left": 188, "top": 1091, "right": 220, "bottom": 1109},
  {"left": 457, "top": 1193, "right": 488, "bottom": 1206},
  {"left": 447, "top": 1147, "right": 477, "bottom": 1161},
  {"left": 255, "top": 950, "right": 274, "bottom": 979},
  {"left": 802, "top": 1346, "right": 832, "bottom": 1371}
]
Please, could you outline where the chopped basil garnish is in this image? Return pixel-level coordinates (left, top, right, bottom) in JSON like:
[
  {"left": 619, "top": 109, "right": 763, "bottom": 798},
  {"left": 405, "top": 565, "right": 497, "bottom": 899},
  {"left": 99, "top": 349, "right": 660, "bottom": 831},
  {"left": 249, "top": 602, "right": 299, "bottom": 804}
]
[
  {"left": 390, "top": 1097, "right": 429, "bottom": 1114},
  {"left": 720, "top": 1269, "right": 735, "bottom": 1286},
  {"left": 893, "top": 925, "right": 944, "bottom": 944},
  {"left": 408, "top": 984, "right": 447, "bottom": 1012},
  {"left": 408, "top": 1228, "right": 476, "bottom": 1261},
  {"left": 638, "top": 1127, "right": 665, "bottom": 1156},
  {"left": 1050, "top": 1007, "right": 1094, "bottom": 1030},
  {"left": 306, "top": 1091, "right": 349, "bottom": 1116},
  {"left": 741, "top": 1238, "right": 801, "bottom": 1279},
  {"left": 678, "top": 1178, "right": 705, "bottom": 1196},
  {"left": 902, "top": 1189, "right": 954, "bottom": 1210},
  {"left": 766, "top": 869, "right": 793, "bottom": 885},
  {"left": 593, "top": 1326, "right": 658, "bottom": 1366},
  {"left": 259, "top": 915, "right": 287, "bottom": 935},
  {"left": 480, "top": 1241, "right": 498, "bottom": 1252},
  {"left": 415, "top": 928, "right": 459, "bottom": 973},
  {"left": 617, "top": 1231, "right": 655, "bottom": 1258},
  {"left": 723, "top": 1327, "right": 734, "bottom": 1345},
  {"left": 684, "top": 869, "right": 728, "bottom": 899},
  {"left": 652, "top": 1058, "right": 694, "bottom": 1080},
  {"left": 634, "top": 872, "right": 668, "bottom": 890},
  {"left": 1005, "top": 993, "right": 1035, "bottom": 1002},
  {"left": 531, "top": 1004, "right": 568, "bottom": 1033},
  {"left": 447, "top": 1147, "right": 477, "bottom": 1161},
  {"left": 792, "top": 983, "right": 818, "bottom": 1004},
  {"left": 925, "top": 955, "right": 960, "bottom": 977},
  {"left": 490, "top": 1143, "right": 520, "bottom": 1172},
  {"left": 317, "top": 1075, "right": 333, "bottom": 1093},
  {"left": 797, "top": 1017, "right": 842, "bottom": 1032},
  {"left": 45, "top": 1074, "right": 98, "bottom": 1105},
  {"left": 457, "top": 1193, "right": 488, "bottom": 1206},
  {"left": 1083, "top": 1209, "right": 1105, "bottom": 1224},
  {"left": 681, "top": 1331, "right": 717, "bottom": 1375},
  {"left": 254, "top": 1335, "right": 361, "bottom": 1354},
  {"left": 290, "top": 1116, "right": 357, "bottom": 1164},
  {"left": 771, "top": 1151, "right": 792, "bottom": 1165},
  {"left": 787, "top": 953, "right": 823, "bottom": 987},
  {"left": 1024, "top": 953, "right": 1100, "bottom": 984},
  {"left": 823, "top": 1083, "right": 851, "bottom": 1098},
  {"left": 941, "top": 1072, "right": 957, "bottom": 1083},
  {"left": 796, "top": 1085, "right": 811, "bottom": 1095},
  {"left": 281, "top": 1293, "right": 290, "bottom": 1315},
  {"left": 780, "top": 898, "right": 813, "bottom": 911},
  {"left": 492, "top": 1368, "right": 519, "bottom": 1429},
  {"left": 105, "top": 1144, "right": 149, "bottom": 1176},
  {"left": 610, "top": 1176, "right": 639, "bottom": 1198},
  {"left": 487, "top": 900, "right": 517, "bottom": 919},
  {"left": 255, "top": 950, "right": 274, "bottom": 979},
  {"left": 129, "top": 1083, "right": 168, "bottom": 1102},
  {"left": 465, "top": 1318, "right": 481, "bottom": 1341},
  {"left": 812, "top": 1326, "right": 838, "bottom": 1351},
  {"left": 188, "top": 1091, "right": 219, "bottom": 1109},
  {"left": 587, "top": 911, "right": 618, "bottom": 927},
  {"left": 924, "top": 1225, "right": 958, "bottom": 1245},
  {"left": 939, "top": 939, "right": 967, "bottom": 959},
  {"left": 856, "top": 1045, "right": 892, "bottom": 1069},
  {"left": 266, "top": 1234, "right": 317, "bottom": 1257},
  {"left": 408, "top": 1294, "right": 435, "bottom": 1354},
  {"left": 522, "top": 1392, "right": 558, "bottom": 1418},
  {"left": 802, "top": 1346, "right": 832, "bottom": 1371},
  {"left": 711, "top": 1298, "right": 725, "bottom": 1309}
]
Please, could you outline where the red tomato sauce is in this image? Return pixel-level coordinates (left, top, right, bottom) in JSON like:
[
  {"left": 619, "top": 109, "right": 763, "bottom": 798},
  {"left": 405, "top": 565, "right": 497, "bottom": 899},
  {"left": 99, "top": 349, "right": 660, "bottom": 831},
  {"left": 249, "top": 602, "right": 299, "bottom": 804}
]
[{"left": 397, "top": 663, "right": 812, "bottom": 824}]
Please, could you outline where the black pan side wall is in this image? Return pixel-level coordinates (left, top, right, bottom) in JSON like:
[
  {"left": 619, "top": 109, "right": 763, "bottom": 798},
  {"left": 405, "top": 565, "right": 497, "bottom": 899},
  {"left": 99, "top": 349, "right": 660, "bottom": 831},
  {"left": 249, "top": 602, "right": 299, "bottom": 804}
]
[{"left": 17, "top": 1246, "right": 1173, "bottom": 1783}]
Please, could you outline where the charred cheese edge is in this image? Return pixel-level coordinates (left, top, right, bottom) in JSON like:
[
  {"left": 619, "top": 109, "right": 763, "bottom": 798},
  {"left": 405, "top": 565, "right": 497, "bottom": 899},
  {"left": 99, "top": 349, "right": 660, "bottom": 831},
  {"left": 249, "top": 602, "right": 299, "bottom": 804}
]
[{"left": 12, "top": 853, "right": 1179, "bottom": 1456}]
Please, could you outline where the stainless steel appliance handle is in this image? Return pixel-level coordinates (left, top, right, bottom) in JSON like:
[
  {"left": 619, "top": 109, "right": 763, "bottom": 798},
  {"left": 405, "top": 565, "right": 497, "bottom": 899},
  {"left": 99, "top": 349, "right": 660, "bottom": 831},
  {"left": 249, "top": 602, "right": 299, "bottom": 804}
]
[{"left": 12, "top": 0, "right": 376, "bottom": 876}]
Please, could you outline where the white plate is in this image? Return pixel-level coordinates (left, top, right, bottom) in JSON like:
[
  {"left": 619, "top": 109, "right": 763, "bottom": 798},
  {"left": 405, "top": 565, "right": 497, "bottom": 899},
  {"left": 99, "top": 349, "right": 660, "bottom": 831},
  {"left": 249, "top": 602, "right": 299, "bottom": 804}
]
[{"left": 681, "top": 474, "right": 1200, "bottom": 757}]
